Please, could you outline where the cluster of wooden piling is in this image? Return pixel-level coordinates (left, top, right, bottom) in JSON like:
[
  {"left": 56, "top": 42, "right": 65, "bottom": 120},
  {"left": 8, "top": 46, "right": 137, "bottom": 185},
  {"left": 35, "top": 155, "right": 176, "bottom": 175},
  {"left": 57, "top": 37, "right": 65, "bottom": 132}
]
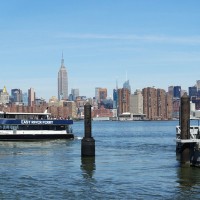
[{"left": 178, "top": 93, "right": 200, "bottom": 167}]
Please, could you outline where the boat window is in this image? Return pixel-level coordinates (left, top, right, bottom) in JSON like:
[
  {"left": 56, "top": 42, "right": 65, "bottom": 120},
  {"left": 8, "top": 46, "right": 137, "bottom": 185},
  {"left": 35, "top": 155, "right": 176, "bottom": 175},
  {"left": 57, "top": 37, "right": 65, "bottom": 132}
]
[
  {"left": 17, "top": 125, "right": 67, "bottom": 131},
  {"left": 2, "top": 125, "right": 12, "bottom": 130}
]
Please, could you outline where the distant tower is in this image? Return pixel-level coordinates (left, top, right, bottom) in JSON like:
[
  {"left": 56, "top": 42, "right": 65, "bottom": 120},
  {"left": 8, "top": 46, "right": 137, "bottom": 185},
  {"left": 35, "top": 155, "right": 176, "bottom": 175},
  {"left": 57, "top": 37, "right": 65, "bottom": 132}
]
[
  {"left": 173, "top": 86, "right": 181, "bottom": 98},
  {"left": 113, "top": 79, "right": 118, "bottom": 109},
  {"left": 11, "top": 89, "right": 23, "bottom": 103},
  {"left": 28, "top": 87, "right": 35, "bottom": 106},
  {"left": 197, "top": 80, "right": 200, "bottom": 92},
  {"left": 0, "top": 86, "right": 9, "bottom": 104},
  {"left": 123, "top": 80, "right": 131, "bottom": 93},
  {"left": 58, "top": 53, "right": 68, "bottom": 100},
  {"left": 71, "top": 88, "right": 79, "bottom": 101}
]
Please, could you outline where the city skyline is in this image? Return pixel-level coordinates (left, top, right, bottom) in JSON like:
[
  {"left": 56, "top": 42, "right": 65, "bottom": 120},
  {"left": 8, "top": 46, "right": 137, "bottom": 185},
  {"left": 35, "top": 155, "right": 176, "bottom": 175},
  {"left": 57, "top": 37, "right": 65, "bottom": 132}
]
[{"left": 0, "top": 1, "right": 200, "bottom": 100}]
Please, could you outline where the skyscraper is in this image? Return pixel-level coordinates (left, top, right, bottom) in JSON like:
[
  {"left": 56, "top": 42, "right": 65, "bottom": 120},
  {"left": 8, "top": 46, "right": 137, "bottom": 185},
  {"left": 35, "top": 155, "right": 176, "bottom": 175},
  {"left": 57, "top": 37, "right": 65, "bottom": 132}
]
[
  {"left": 28, "top": 87, "right": 35, "bottom": 106},
  {"left": 130, "top": 89, "right": 143, "bottom": 115},
  {"left": 58, "top": 53, "right": 68, "bottom": 100},
  {"left": 142, "top": 87, "right": 172, "bottom": 120},
  {"left": 123, "top": 80, "right": 131, "bottom": 93},
  {"left": 117, "top": 88, "right": 130, "bottom": 115},
  {"left": 173, "top": 86, "right": 181, "bottom": 98},
  {"left": 11, "top": 89, "right": 23, "bottom": 103},
  {"left": 71, "top": 88, "right": 79, "bottom": 101}
]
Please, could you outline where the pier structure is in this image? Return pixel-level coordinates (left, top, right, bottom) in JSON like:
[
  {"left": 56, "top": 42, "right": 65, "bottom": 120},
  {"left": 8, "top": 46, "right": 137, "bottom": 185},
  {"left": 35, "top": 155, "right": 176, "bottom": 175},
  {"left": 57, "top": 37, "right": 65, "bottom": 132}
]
[
  {"left": 81, "top": 102, "right": 95, "bottom": 157},
  {"left": 176, "top": 93, "right": 200, "bottom": 166}
]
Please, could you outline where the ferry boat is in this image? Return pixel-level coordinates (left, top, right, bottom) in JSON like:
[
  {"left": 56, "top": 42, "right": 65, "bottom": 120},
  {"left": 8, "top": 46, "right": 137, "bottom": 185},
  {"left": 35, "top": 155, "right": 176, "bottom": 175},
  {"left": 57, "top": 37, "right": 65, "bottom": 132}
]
[{"left": 0, "top": 109, "right": 74, "bottom": 141}]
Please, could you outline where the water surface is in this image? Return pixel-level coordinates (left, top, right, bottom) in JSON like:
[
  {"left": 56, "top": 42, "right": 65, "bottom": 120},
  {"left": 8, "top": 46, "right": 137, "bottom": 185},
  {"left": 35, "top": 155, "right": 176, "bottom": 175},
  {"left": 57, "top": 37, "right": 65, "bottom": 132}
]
[{"left": 0, "top": 121, "right": 200, "bottom": 199}]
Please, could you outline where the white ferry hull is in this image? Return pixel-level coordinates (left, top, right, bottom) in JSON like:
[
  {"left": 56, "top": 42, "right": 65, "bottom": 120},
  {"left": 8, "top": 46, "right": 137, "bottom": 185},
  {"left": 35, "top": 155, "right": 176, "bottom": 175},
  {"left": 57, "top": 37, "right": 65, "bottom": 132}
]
[{"left": 0, "top": 113, "right": 74, "bottom": 141}]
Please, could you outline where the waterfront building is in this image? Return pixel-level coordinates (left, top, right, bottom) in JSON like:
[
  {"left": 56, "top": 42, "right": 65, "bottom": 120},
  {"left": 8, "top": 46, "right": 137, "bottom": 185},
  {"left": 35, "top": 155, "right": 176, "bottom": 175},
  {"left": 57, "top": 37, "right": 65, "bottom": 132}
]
[
  {"left": 166, "top": 93, "right": 173, "bottom": 119},
  {"left": 130, "top": 89, "right": 143, "bottom": 115},
  {"left": 117, "top": 88, "right": 130, "bottom": 115},
  {"left": 0, "top": 86, "right": 9, "bottom": 104},
  {"left": 157, "top": 89, "right": 167, "bottom": 119},
  {"left": 143, "top": 87, "right": 158, "bottom": 120},
  {"left": 58, "top": 54, "right": 68, "bottom": 100},
  {"left": 28, "top": 87, "right": 35, "bottom": 106},
  {"left": 92, "top": 106, "right": 113, "bottom": 118},
  {"left": 142, "top": 87, "right": 171, "bottom": 120}
]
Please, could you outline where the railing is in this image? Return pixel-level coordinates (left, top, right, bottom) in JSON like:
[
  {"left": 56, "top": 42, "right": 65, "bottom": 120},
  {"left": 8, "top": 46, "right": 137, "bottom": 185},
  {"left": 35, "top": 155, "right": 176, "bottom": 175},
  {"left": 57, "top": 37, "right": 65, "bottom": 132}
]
[{"left": 176, "top": 126, "right": 200, "bottom": 140}]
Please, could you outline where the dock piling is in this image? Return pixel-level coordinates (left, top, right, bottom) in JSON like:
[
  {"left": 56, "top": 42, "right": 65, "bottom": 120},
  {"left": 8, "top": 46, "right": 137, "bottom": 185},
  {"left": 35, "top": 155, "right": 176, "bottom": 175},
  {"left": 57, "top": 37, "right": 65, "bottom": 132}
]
[
  {"left": 180, "top": 93, "right": 190, "bottom": 164},
  {"left": 81, "top": 102, "right": 95, "bottom": 157}
]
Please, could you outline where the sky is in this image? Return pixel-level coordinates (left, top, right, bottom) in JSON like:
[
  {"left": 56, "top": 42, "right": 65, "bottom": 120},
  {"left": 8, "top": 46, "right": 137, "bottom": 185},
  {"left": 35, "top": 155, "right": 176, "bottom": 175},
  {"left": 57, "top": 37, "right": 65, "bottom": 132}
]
[{"left": 0, "top": 0, "right": 200, "bottom": 100}]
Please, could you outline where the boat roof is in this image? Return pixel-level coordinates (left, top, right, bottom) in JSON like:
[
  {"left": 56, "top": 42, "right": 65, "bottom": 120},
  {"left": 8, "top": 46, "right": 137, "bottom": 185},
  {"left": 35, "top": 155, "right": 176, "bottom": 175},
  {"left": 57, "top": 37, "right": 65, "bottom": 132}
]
[{"left": 0, "top": 112, "right": 51, "bottom": 115}]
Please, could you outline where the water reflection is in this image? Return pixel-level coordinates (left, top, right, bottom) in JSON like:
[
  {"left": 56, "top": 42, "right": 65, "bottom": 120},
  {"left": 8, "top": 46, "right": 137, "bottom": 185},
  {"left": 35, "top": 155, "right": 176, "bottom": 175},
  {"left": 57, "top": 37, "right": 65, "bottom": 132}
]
[
  {"left": 81, "top": 157, "right": 96, "bottom": 179},
  {"left": 177, "top": 165, "right": 200, "bottom": 187},
  {"left": 176, "top": 165, "right": 200, "bottom": 199}
]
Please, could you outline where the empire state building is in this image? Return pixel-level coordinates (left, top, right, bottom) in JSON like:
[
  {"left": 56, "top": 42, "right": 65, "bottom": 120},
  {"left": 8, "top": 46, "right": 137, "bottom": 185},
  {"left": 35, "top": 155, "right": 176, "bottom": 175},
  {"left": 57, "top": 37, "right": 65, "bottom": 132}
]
[{"left": 58, "top": 54, "right": 68, "bottom": 100}]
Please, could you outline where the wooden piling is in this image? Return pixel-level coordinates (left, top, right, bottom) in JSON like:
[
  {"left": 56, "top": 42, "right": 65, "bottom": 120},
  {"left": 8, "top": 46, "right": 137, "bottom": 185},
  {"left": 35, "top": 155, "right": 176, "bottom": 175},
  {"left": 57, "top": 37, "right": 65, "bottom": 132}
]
[
  {"left": 180, "top": 93, "right": 190, "bottom": 164},
  {"left": 81, "top": 102, "right": 95, "bottom": 157}
]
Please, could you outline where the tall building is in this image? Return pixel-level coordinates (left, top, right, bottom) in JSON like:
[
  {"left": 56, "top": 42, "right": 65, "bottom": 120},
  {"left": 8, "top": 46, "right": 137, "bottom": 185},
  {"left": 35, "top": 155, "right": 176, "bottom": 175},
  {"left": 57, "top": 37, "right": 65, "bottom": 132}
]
[
  {"left": 11, "top": 89, "right": 23, "bottom": 103},
  {"left": 166, "top": 93, "right": 173, "bottom": 119},
  {"left": 23, "top": 93, "right": 28, "bottom": 106},
  {"left": 157, "top": 89, "right": 167, "bottom": 119},
  {"left": 143, "top": 87, "right": 157, "bottom": 120},
  {"left": 189, "top": 86, "right": 197, "bottom": 99},
  {"left": 117, "top": 88, "right": 130, "bottom": 115},
  {"left": 99, "top": 88, "right": 107, "bottom": 101},
  {"left": 168, "top": 86, "right": 174, "bottom": 96},
  {"left": 143, "top": 87, "right": 172, "bottom": 120},
  {"left": 0, "top": 86, "right": 9, "bottom": 104},
  {"left": 173, "top": 86, "right": 181, "bottom": 98},
  {"left": 123, "top": 80, "right": 131, "bottom": 92},
  {"left": 130, "top": 89, "right": 143, "bottom": 115},
  {"left": 196, "top": 80, "right": 200, "bottom": 97},
  {"left": 197, "top": 80, "right": 200, "bottom": 91},
  {"left": 95, "top": 87, "right": 107, "bottom": 103},
  {"left": 113, "top": 89, "right": 118, "bottom": 109},
  {"left": 58, "top": 54, "right": 68, "bottom": 100},
  {"left": 71, "top": 88, "right": 79, "bottom": 101},
  {"left": 28, "top": 88, "right": 35, "bottom": 106}
]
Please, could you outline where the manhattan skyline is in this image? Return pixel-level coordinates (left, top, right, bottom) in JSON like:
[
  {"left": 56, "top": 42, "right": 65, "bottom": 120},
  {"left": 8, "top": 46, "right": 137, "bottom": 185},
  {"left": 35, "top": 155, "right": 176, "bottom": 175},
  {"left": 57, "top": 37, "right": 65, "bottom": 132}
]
[{"left": 0, "top": 0, "right": 200, "bottom": 100}]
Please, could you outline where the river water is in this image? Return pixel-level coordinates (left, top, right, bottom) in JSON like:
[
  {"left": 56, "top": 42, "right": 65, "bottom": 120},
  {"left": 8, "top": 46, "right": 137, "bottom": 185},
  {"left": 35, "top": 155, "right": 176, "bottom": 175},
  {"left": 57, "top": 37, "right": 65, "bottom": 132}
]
[{"left": 0, "top": 120, "right": 200, "bottom": 199}]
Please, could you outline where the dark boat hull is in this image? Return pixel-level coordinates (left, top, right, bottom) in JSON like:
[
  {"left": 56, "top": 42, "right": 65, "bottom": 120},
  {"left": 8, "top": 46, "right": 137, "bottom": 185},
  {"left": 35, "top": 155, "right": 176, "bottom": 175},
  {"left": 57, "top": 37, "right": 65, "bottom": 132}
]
[{"left": 0, "top": 134, "right": 74, "bottom": 141}]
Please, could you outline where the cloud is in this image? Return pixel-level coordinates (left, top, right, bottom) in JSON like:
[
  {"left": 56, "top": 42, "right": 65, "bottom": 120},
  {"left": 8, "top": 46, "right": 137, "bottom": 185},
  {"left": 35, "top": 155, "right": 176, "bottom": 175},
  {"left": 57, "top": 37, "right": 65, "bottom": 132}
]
[{"left": 56, "top": 33, "right": 200, "bottom": 45}]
